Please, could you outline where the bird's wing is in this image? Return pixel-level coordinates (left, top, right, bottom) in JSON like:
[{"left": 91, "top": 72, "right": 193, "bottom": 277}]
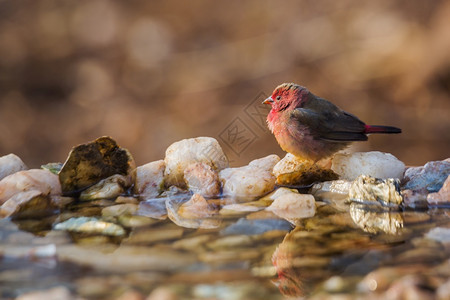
[{"left": 290, "top": 102, "right": 368, "bottom": 142}]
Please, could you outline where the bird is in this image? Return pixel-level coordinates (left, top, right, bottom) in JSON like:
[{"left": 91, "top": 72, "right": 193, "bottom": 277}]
[{"left": 263, "top": 83, "right": 401, "bottom": 162}]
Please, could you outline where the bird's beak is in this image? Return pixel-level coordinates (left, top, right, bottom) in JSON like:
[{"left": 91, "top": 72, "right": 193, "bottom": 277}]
[{"left": 263, "top": 96, "right": 274, "bottom": 105}]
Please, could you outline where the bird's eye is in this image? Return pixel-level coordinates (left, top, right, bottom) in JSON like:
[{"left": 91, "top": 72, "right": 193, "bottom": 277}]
[{"left": 276, "top": 96, "right": 281, "bottom": 101}]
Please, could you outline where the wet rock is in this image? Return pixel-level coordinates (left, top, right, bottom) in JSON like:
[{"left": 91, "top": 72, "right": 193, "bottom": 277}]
[
  {"left": 384, "top": 275, "right": 435, "bottom": 300},
  {"left": 0, "top": 191, "right": 56, "bottom": 218},
  {"left": 184, "top": 162, "right": 220, "bottom": 198},
  {"left": 80, "top": 174, "right": 131, "bottom": 201},
  {"left": 146, "top": 287, "right": 178, "bottom": 300},
  {"left": 16, "top": 286, "right": 75, "bottom": 300},
  {"left": 40, "top": 162, "right": 63, "bottom": 174},
  {"left": 220, "top": 218, "right": 292, "bottom": 235},
  {"left": 349, "top": 203, "right": 403, "bottom": 235},
  {"left": 166, "top": 195, "right": 221, "bottom": 229},
  {"left": 117, "top": 215, "right": 159, "bottom": 228},
  {"left": 164, "top": 137, "right": 228, "bottom": 187},
  {"left": 403, "top": 159, "right": 450, "bottom": 193},
  {"left": 172, "top": 235, "right": 214, "bottom": 251},
  {"left": 427, "top": 175, "right": 450, "bottom": 206},
  {"left": 178, "top": 194, "right": 218, "bottom": 219},
  {"left": 219, "top": 203, "right": 264, "bottom": 215},
  {"left": 273, "top": 153, "right": 338, "bottom": 186},
  {"left": 425, "top": 227, "right": 450, "bottom": 244},
  {"left": 59, "top": 136, "right": 135, "bottom": 196},
  {"left": 207, "top": 235, "right": 254, "bottom": 250},
  {"left": 0, "top": 169, "right": 61, "bottom": 205},
  {"left": 332, "top": 151, "right": 405, "bottom": 180},
  {"left": 310, "top": 180, "right": 352, "bottom": 204},
  {"left": 220, "top": 155, "right": 278, "bottom": 199},
  {"left": 101, "top": 203, "right": 139, "bottom": 218},
  {"left": 245, "top": 210, "right": 280, "bottom": 220},
  {"left": 349, "top": 175, "right": 403, "bottom": 208},
  {"left": 401, "top": 189, "right": 428, "bottom": 209},
  {"left": 54, "top": 217, "right": 125, "bottom": 236},
  {"left": 267, "top": 191, "right": 316, "bottom": 223},
  {"left": 137, "top": 198, "right": 167, "bottom": 220},
  {"left": 260, "top": 187, "right": 299, "bottom": 202},
  {"left": 115, "top": 196, "right": 139, "bottom": 204},
  {"left": 0, "top": 153, "right": 27, "bottom": 181},
  {"left": 57, "top": 244, "right": 196, "bottom": 272},
  {"left": 437, "top": 278, "right": 450, "bottom": 300},
  {"left": 134, "top": 160, "right": 165, "bottom": 200},
  {"left": 124, "top": 226, "right": 183, "bottom": 244}
]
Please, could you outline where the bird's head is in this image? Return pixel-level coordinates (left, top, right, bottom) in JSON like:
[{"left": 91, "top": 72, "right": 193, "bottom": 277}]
[{"left": 263, "top": 83, "right": 307, "bottom": 111}]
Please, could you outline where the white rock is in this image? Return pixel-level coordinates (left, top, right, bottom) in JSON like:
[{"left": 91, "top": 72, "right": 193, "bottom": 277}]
[
  {"left": 134, "top": 160, "right": 165, "bottom": 200},
  {"left": 0, "top": 153, "right": 27, "bottom": 181},
  {"left": 0, "top": 169, "right": 61, "bottom": 205},
  {"left": 219, "top": 155, "right": 277, "bottom": 199},
  {"left": 164, "top": 137, "right": 228, "bottom": 187},
  {"left": 267, "top": 191, "right": 316, "bottom": 221},
  {"left": 248, "top": 154, "right": 280, "bottom": 171},
  {"left": 184, "top": 162, "right": 220, "bottom": 198},
  {"left": 331, "top": 151, "right": 405, "bottom": 180}
]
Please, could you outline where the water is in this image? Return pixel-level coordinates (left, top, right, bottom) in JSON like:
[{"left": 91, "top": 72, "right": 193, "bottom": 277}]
[{"left": 0, "top": 197, "right": 449, "bottom": 299}]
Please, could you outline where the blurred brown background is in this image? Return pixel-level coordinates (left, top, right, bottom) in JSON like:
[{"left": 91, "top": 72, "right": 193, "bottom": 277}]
[{"left": 0, "top": 0, "right": 449, "bottom": 168}]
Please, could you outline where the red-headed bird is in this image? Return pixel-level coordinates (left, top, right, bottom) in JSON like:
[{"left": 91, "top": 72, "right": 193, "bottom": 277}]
[{"left": 264, "top": 83, "right": 401, "bottom": 162}]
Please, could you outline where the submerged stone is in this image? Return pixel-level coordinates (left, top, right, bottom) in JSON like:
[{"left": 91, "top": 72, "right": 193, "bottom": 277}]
[
  {"left": 220, "top": 218, "right": 292, "bottom": 235},
  {"left": 54, "top": 217, "right": 125, "bottom": 236},
  {"left": 80, "top": 174, "right": 131, "bottom": 201},
  {"left": 0, "top": 153, "right": 27, "bottom": 181},
  {"left": 166, "top": 195, "right": 221, "bottom": 229},
  {"left": 177, "top": 193, "right": 218, "bottom": 219},
  {"left": 59, "top": 136, "right": 135, "bottom": 196},
  {"left": 273, "top": 153, "right": 338, "bottom": 186},
  {"left": 349, "top": 175, "right": 403, "bottom": 208},
  {"left": 332, "top": 151, "right": 405, "bottom": 180},
  {"left": 267, "top": 191, "right": 316, "bottom": 224},
  {"left": 137, "top": 198, "right": 168, "bottom": 220}
]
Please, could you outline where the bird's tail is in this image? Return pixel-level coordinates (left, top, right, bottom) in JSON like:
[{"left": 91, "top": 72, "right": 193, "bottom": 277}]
[{"left": 364, "top": 125, "right": 402, "bottom": 134}]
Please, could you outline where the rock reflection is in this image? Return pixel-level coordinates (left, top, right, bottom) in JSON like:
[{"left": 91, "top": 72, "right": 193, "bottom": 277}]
[{"left": 349, "top": 203, "right": 404, "bottom": 235}]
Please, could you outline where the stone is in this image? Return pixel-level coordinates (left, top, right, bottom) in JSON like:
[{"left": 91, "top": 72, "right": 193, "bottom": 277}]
[
  {"left": 164, "top": 137, "right": 228, "bottom": 187},
  {"left": 0, "top": 153, "right": 27, "bottom": 181},
  {"left": 54, "top": 217, "right": 125, "bottom": 236},
  {"left": 437, "top": 278, "right": 450, "bottom": 300},
  {"left": 349, "top": 175, "right": 403, "bottom": 208},
  {"left": 248, "top": 154, "right": 280, "bottom": 171},
  {"left": 0, "top": 169, "right": 61, "bottom": 205},
  {"left": 310, "top": 180, "right": 352, "bottom": 201},
  {"left": 427, "top": 175, "right": 450, "bottom": 206},
  {"left": 184, "top": 162, "right": 220, "bottom": 198},
  {"left": 101, "top": 203, "right": 139, "bottom": 218},
  {"left": 166, "top": 195, "right": 221, "bottom": 229},
  {"left": 403, "top": 159, "right": 450, "bottom": 193},
  {"left": 80, "top": 174, "right": 131, "bottom": 201},
  {"left": 117, "top": 215, "right": 159, "bottom": 228},
  {"left": 425, "top": 227, "right": 450, "bottom": 244},
  {"left": 0, "top": 191, "right": 56, "bottom": 218},
  {"left": 58, "top": 136, "right": 135, "bottom": 196},
  {"left": 267, "top": 191, "right": 316, "bottom": 223},
  {"left": 219, "top": 155, "right": 278, "bottom": 199},
  {"left": 137, "top": 198, "right": 168, "bottom": 220},
  {"left": 220, "top": 218, "right": 292, "bottom": 235},
  {"left": 134, "top": 160, "right": 165, "bottom": 200},
  {"left": 331, "top": 151, "right": 405, "bottom": 180},
  {"left": 401, "top": 189, "right": 428, "bottom": 209},
  {"left": 177, "top": 194, "right": 218, "bottom": 219},
  {"left": 16, "top": 286, "right": 75, "bottom": 300},
  {"left": 273, "top": 153, "right": 338, "bottom": 186}
]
